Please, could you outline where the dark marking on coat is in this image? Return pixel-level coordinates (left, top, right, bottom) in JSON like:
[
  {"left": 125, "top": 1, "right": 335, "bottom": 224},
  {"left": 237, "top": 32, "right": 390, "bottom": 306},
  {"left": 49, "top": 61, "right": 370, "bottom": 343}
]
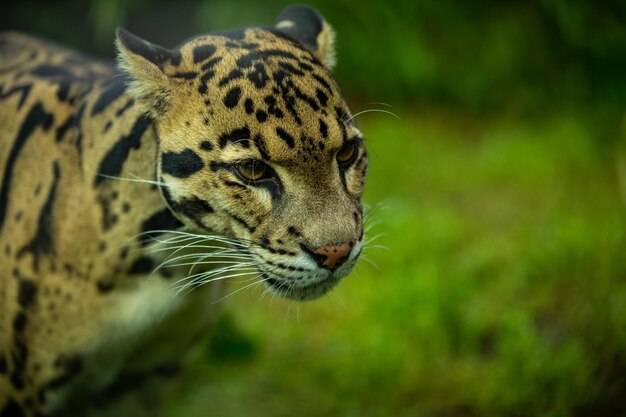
[
  {"left": 244, "top": 98, "right": 254, "bottom": 114},
  {"left": 255, "top": 110, "right": 268, "bottom": 123},
  {"left": 264, "top": 95, "right": 284, "bottom": 118},
  {"left": 13, "top": 312, "right": 27, "bottom": 333},
  {"left": 0, "top": 103, "right": 53, "bottom": 233},
  {"left": 94, "top": 114, "right": 152, "bottom": 185},
  {"left": 140, "top": 209, "right": 184, "bottom": 246},
  {"left": 253, "top": 134, "right": 271, "bottom": 161},
  {"left": 288, "top": 226, "right": 302, "bottom": 237},
  {"left": 0, "top": 84, "right": 32, "bottom": 110},
  {"left": 161, "top": 149, "right": 204, "bottom": 178},
  {"left": 219, "top": 126, "right": 250, "bottom": 148},
  {"left": 193, "top": 44, "right": 217, "bottom": 64},
  {"left": 17, "top": 161, "right": 61, "bottom": 272},
  {"left": 223, "top": 180, "right": 247, "bottom": 190},
  {"left": 177, "top": 196, "right": 214, "bottom": 218},
  {"left": 115, "top": 98, "right": 135, "bottom": 117},
  {"left": 223, "top": 86, "right": 242, "bottom": 109},
  {"left": 236, "top": 49, "right": 299, "bottom": 68},
  {"left": 201, "top": 56, "right": 222, "bottom": 71},
  {"left": 218, "top": 69, "right": 244, "bottom": 87},
  {"left": 47, "top": 355, "right": 83, "bottom": 390},
  {"left": 171, "top": 71, "right": 197, "bottom": 80},
  {"left": 199, "top": 140, "right": 213, "bottom": 151},
  {"left": 247, "top": 63, "right": 270, "bottom": 88},
  {"left": 129, "top": 256, "right": 154, "bottom": 274},
  {"left": 316, "top": 88, "right": 328, "bottom": 107},
  {"left": 56, "top": 103, "right": 85, "bottom": 142},
  {"left": 275, "top": 127, "right": 295, "bottom": 148},
  {"left": 312, "top": 73, "right": 333, "bottom": 94},
  {"left": 227, "top": 211, "right": 256, "bottom": 233},
  {"left": 30, "top": 64, "right": 73, "bottom": 79},
  {"left": 209, "top": 161, "right": 228, "bottom": 172},
  {"left": 10, "top": 336, "right": 28, "bottom": 390},
  {"left": 56, "top": 81, "right": 71, "bottom": 102},
  {"left": 278, "top": 62, "right": 305, "bottom": 76},
  {"left": 319, "top": 119, "right": 328, "bottom": 138},
  {"left": 18, "top": 280, "right": 38, "bottom": 308},
  {"left": 91, "top": 82, "right": 126, "bottom": 116},
  {"left": 198, "top": 70, "right": 216, "bottom": 94}
]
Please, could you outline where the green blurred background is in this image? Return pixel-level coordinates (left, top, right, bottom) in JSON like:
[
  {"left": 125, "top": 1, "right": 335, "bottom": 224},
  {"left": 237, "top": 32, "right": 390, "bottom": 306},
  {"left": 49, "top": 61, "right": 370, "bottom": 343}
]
[{"left": 3, "top": 0, "right": 626, "bottom": 416}]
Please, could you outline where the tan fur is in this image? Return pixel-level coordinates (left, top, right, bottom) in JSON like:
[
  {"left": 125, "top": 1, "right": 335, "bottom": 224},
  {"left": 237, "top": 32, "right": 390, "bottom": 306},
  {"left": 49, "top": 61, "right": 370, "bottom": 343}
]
[{"left": 0, "top": 6, "right": 367, "bottom": 416}]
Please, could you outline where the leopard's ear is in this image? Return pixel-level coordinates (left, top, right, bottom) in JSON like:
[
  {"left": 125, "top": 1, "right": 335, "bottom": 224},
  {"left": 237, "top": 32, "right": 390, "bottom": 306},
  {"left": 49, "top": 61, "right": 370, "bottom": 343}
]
[
  {"left": 115, "top": 27, "right": 178, "bottom": 116},
  {"left": 274, "top": 5, "right": 336, "bottom": 70}
]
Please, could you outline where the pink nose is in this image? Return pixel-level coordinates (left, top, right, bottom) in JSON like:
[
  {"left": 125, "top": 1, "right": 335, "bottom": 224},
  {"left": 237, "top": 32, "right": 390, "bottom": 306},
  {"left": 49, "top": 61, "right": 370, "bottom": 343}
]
[{"left": 307, "top": 240, "right": 355, "bottom": 271}]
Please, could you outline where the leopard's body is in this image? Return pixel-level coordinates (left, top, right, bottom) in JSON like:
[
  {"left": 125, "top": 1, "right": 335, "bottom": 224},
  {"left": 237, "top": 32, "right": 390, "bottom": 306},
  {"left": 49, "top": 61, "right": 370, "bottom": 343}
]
[{"left": 0, "top": 5, "right": 367, "bottom": 416}]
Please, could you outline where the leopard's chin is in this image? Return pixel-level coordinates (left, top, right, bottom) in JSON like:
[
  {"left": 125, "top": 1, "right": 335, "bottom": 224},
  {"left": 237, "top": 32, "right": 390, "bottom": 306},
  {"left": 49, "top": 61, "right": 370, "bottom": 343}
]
[{"left": 262, "top": 273, "right": 345, "bottom": 301}]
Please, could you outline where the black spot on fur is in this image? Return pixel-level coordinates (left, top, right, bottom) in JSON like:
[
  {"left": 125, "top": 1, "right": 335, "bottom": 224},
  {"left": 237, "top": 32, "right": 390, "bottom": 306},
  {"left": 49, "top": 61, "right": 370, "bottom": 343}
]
[
  {"left": 319, "top": 119, "right": 328, "bottom": 138},
  {"left": 316, "top": 88, "right": 328, "bottom": 107},
  {"left": 254, "top": 134, "right": 271, "bottom": 161},
  {"left": 219, "top": 126, "right": 251, "bottom": 148},
  {"left": 115, "top": 98, "right": 135, "bottom": 117},
  {"left": 0, "top": 84, "right": 32, "bottom": 110},
  {"left": 95, "top": 115, "right": 152, "bottom": 185},
  {"left": 218, "top": 69, "right": 244, "bottom": 87},
  {"left": 236, "top": 49, "right": 299, "bottom": 68},
  {"left": 275, "top": 127, "right": 295, "bottom": 148},
  {"left": 247, "top": 63, "right": 270, "bottom": 88},
  {"left": 30, "top": 64, "right": 73, "bottom": 79},
  {"left": 91, "top": 82, "right": 126, "bottom": 116},
  {"left": 13, "top": 313, "right": 27, "bottom": 333},
  {"left": 288, "top": 226, "right": 302, "bottom": 237},
  {"left": 18, "top": 280, "right": 37, "bottom": 308},
  {"left": 209, "top": 161, "right": 228, "bottom": 171},
  {"left": 312, "top": 73, "right": 333, "bottom": 94},
  {"left": 171, "top": 71, "right": 197, "bottom": 79},
  {"left": 177, "top": 197, "right": 214, "bottom": 217},
  {"left": 0, "top": 103, "right": 53, "bottom": 233},
  {"left": 193, "top": 44, "right": 217, "bottom": 63},
  {"left": 256, "top": 110, "right": 268, "bottom": 123},
  {"left": 56, "top": 103, "right": 85, "bottom": 142},
  {"left": 47, "top": 355, "right": 83, "bottom": 390},
  {"left": 140, "top": 209, "right": 184, "bottom": 246},
  {"left": 17, "top": 162, "right": 61, "bottom": 271},
  {"left": 227, "top": 211, "right": 256, "bottom": 233},
  {"left": 129, "top": 257, "right": 154, "bottom": 274},
  {"left": 244, "top": 98, "right": 254, "bottom": 114},
  {"left": 162, "top": 149, "right": 204, "bottom": 178},
  {"left": 199, "top": 140, "right": 214, "bottom": 151},
  {"left": 223, "top": 86, "right": 242, "bottom": 109}
]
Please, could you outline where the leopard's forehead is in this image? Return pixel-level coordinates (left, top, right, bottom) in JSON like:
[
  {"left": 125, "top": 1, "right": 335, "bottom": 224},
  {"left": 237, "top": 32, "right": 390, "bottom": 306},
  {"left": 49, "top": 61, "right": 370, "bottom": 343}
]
[{"left": 159, "top": 28, "right": 359, "bottom": 164}]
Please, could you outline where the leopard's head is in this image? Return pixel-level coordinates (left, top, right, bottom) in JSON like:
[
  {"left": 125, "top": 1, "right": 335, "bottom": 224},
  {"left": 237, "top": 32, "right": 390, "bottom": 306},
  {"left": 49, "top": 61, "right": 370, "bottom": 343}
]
[{"left": 116, "top": 5, "right": 367, "bottom": 300}]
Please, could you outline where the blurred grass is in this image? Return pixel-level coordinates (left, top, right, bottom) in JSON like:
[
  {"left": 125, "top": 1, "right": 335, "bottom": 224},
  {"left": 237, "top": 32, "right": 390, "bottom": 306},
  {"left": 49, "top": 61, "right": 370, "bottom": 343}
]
[{"left": 166, "top": 109, "right": 626, "bottom": 417}]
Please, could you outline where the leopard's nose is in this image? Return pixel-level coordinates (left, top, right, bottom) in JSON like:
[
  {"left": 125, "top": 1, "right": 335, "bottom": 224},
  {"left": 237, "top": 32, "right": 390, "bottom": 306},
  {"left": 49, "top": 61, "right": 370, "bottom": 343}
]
[{"left": 302, "top": 240, "right": 355, "bottom": 271}]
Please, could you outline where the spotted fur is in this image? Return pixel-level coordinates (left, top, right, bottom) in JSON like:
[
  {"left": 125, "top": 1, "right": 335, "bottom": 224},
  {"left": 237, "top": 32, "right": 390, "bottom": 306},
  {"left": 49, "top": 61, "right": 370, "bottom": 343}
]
[{"left": 0, "top": 5, "right": 367, "bottom": 416}]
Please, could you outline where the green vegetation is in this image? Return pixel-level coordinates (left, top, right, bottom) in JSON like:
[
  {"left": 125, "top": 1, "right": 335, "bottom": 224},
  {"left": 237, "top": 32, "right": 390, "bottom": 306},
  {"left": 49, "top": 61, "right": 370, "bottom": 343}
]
[{"left": 3, "top": 0, "right": 624, "bottom": 415}]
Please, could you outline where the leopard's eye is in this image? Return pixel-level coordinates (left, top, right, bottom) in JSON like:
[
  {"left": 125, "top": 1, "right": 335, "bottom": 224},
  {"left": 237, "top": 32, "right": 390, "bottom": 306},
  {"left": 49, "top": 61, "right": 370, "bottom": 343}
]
[
  {"left": 336, "top": 141, "right": 358, "bottom": 167},
  {"left": 235, "top": 160, "right": 271, "bottom": 182}
]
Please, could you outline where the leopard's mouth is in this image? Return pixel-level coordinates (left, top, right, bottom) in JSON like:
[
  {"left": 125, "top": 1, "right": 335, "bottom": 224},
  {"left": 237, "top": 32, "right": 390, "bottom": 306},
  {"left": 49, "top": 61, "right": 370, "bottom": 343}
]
[{"left": 262, "top": 273, "right": 343, "bottom": 301}]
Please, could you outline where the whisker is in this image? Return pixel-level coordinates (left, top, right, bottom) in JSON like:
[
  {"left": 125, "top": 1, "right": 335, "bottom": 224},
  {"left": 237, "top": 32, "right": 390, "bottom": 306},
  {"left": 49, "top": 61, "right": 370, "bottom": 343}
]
[{"left": 347, "top": 108, "right": 400, "bottom": 123}]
